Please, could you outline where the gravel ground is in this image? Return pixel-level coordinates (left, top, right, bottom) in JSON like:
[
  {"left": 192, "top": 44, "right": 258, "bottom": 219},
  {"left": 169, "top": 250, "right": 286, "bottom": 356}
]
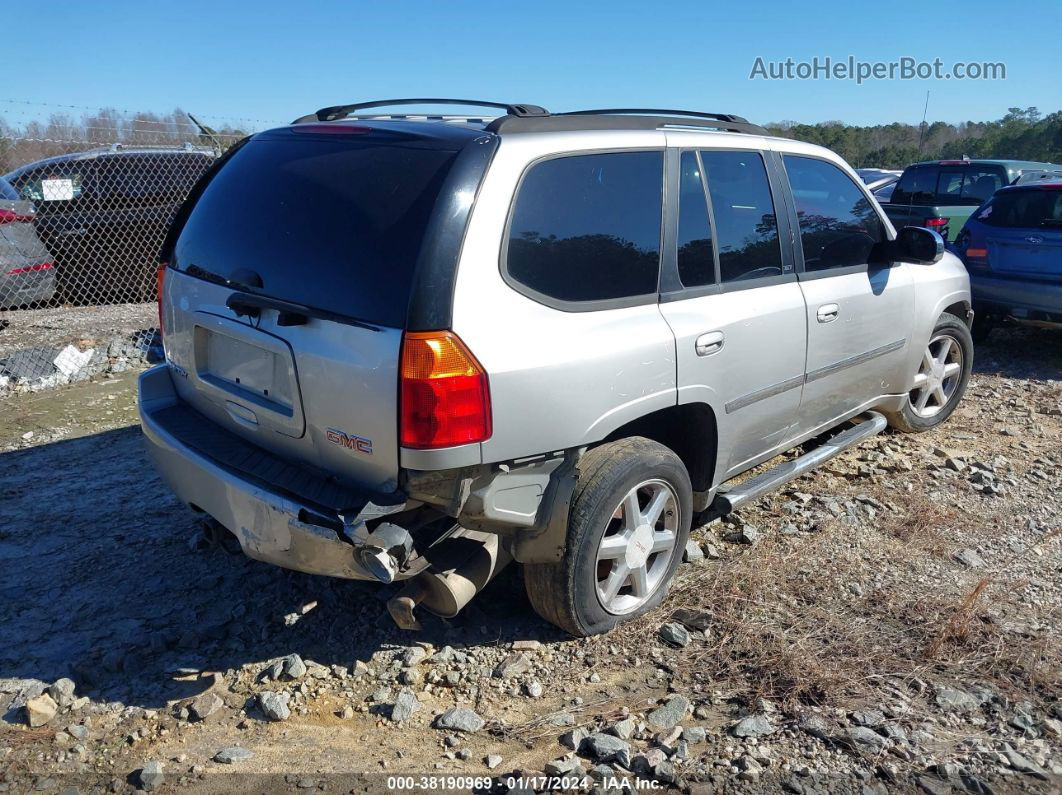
[{"left": 0, "top": 328, "right": 1059, "bottom": 794}]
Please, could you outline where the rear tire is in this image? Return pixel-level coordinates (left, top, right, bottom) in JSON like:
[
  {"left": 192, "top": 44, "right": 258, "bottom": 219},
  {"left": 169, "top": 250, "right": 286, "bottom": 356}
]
[
  {"left": 886, "top": 312, "right": 973, "bottom": 433},
  {"left": 524, "top": 437, "right": 692, "bottom": 637}
]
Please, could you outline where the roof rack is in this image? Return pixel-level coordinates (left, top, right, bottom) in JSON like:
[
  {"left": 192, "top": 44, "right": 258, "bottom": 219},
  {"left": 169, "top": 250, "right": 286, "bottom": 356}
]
[
  {"left": 292, "top": 98, "right": 549, "bottom": 124},
  {"left": 487, "top": 108, "right": 767, "bottom": 135},
  {"left": 290, "top": 98, "right": 766, "bottom": 136}
]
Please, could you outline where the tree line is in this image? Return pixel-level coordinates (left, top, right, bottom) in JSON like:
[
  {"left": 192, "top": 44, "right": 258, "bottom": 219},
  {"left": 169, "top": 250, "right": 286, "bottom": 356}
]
[
  {"left": 0, "top": 108, "right": 248, "bottom": 175},
  {"left": 2, "top": 106, "right": 1059, "bottom": 177},
  {"left": 765, "top": 107, "right": 1061, "bottom": 168}
]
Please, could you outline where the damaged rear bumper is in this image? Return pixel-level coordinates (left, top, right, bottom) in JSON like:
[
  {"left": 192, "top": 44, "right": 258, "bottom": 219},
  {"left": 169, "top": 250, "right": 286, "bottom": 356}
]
[{"left": 138, "top": 364, "right": 410, "bottom": 580}]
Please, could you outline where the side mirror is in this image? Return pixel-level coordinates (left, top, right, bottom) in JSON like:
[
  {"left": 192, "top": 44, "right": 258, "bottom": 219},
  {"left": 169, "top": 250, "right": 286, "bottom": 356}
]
[{"left": 890, "top": 226, "right": 944, "bottom": 265}]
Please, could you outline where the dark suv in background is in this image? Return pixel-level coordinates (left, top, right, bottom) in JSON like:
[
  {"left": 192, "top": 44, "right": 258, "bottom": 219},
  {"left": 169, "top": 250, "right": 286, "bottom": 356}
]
[{"left": 4, "top": 144, "right": 214, "bottom": 304}]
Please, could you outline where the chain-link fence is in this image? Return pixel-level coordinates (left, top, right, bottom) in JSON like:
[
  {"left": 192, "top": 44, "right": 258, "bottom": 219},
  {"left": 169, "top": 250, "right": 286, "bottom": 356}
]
[{"left": 0, "top": 103, "right": 261, "bottom": 395}]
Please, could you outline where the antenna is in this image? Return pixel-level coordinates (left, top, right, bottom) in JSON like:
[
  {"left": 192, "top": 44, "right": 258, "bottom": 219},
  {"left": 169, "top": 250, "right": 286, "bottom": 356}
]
[{"left": 915, "top": 90, "right": 930, "bottom": 154}]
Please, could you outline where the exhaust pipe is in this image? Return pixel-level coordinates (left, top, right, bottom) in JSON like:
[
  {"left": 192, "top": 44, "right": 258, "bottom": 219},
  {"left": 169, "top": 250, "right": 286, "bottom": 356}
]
[{"left": 388, "top": 528, "right": 512, "bottom": 630}]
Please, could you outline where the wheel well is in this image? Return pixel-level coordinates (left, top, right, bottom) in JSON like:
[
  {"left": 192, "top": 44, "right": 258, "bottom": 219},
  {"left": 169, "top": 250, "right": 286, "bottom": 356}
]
[
  {"left": 601, "top": 404, "right": 718, "bottom": 506},
  {"left": 944, "top": 300, "right": 972, "bottom": 326}
]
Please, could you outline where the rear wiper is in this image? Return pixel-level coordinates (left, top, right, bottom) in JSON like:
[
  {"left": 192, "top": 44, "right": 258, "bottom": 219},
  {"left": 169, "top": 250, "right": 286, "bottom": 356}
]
[
  {"left": 225, "top": 292, "right": 381, "bottom": 332},
  {"left": 185, "top": 264, "right": 256, "bottom": 291},
  {"left": 1039, "top": 219, "right": 1062, "bottom": 228}
]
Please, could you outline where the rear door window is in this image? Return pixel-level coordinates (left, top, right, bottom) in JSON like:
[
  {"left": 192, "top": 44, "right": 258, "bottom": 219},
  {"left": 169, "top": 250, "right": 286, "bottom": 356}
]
[
  {"left": 893, "top": 164, "right": 1007, "bottom": 206},
  {"left": 173, "top": 130, "right": 462, "bottom": 328},
  {"left": 699, "top": 150, "right": 783, "bottom": 283},
  {"left": 891, "top": 166, "right": 939, "bottom": 205},
  {"left": 677, "top": 151, "right": 716, "bottom": 287},
  {"left": 505, "top": 151, "right": 663, "bottom": 304},
  {"left": 783, "top": 155, "right": 884, "bottom": 271}
]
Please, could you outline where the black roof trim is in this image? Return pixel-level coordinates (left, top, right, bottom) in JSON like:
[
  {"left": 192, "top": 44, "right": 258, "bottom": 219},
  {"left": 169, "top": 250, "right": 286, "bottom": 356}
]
[
  {"left": 293, "top": 98, "right": 548, "bottom": 124},
  {"left": 487, "top": 110, "right": 767, "bottom": 135}
]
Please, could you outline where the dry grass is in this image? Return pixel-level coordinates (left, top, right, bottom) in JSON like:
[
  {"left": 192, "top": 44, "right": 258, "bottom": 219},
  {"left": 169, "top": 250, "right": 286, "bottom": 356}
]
[{"left": 617, "top": 492, "right": 1062, "bottom": 710}]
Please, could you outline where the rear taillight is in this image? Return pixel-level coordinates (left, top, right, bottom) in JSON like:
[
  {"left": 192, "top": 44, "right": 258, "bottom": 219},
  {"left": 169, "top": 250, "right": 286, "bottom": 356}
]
[
  {"left": 7, "top": 262, "right": 52, "bottom": 275},
  {"left": 156, "top": 263, "right": 167, "bottom": 338},
  {"left": 924, "top": 217, "right": 949, "bottom": 229},
  {"left": 400, "top": 331, "right": 491, "bottom": 449},
  {"left": 966, "top": 248, "right": 988, "bottom": 260},
  {"left": 0, "top": 208, "right": 33, "bottom": 224}
]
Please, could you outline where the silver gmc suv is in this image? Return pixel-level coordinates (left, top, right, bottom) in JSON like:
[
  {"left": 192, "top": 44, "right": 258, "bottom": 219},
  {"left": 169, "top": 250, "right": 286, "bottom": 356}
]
[{"left": 139, "top": 99, "right": 973, "bottom": 636}]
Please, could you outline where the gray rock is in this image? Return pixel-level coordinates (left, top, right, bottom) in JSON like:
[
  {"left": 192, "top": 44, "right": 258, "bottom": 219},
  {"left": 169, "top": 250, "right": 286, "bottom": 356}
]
[
  {"left": 189, "top": 691, "right": 224, "bottom": 721},
  {"left": 725, "top": 525, "right": 761, "bottom": 545},
  {"left": 544, "top": 711, "right": 576, "bottom": 727},
  {"left": 524, "top": 680, "right": 543, "bottom": 698},
  {"left": 581, "top": 732, "right": 630, "bottom": 762},
  {"left": 24, "top": 693, "right": 58, "bottom": 727},
  {"left": 681, "top": 726, "right": 707, "bottom": 744},
  {"left": 138, "top": 760, "right": 164, "bottom": 791},
  {"left": 257, "top": 691, "right": 290, "bottom": 721},
  {"left": 954, "top": 548, "right": 985, "bottom": 568},
  {"left": 840, "top": 726, "right": 887, "bottom": 754},
  {"left": 390, "top": 688, "right": 420, "bottom": 722},
  {"left": 47, "top": 678, "right": 77, "bottom": 708},
  {"left": 683, "top": 539, "right": 705, "bottom": 563},
  {"left": 915, "top": 775, "right": 950, "bottom": 795},
  {"left": 400, "top": 646, "right": 428, "bottom": 667},
  {"left": 671, "top": 608, "right": 713, "bottom": 631},
  {"left": 281, "top": 654, "right": 307, "bottom": 680},
  {"left": 1003, "top": 747, "right": 1049, "bottom": 780},
  {"left": 796, "top": 712, "right": 831, "bottom": 740},
  {"left": 485, "top": 754, "right": 503, "bottom": 770},
  {"left": 611, "top": 717, "right": 637, "bottom": 740},
  {"left": 732, "top": 714, "right": 774, "bottom": 738},
  {"left": 850, "top": 709, "right": 885, "bottom": 728},
  {"left": 934, "top": 687, "right": 980, "bottom": 713},
  {"left": 658, "top": 622, "right": 691, "bottom": 647},
  {"left": 647, "top": 695, "right": 690, "bottom": 730},
  {"left": 544, "top": 757, "right": 584, "bottom": 776},
  {"left": 561, "top": 727, "right": 590, "bottom": 750},
  {"left": 493, "top": 652, "right": 531, "bottom": 679},
  {"left": 433, "top": 707, "right": 484, "bottom": 733},
  {"left": 213, "top": 747, "right": 254, "bottom": 764}
]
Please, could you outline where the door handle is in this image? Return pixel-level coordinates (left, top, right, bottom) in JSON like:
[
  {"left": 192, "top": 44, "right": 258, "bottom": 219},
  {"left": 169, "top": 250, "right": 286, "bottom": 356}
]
[
  {"left": 816, "top": 303, "right": 839, "bottom": 323},
  {"left": 695, "top": 331, "right": 725, "bottom": 356}
]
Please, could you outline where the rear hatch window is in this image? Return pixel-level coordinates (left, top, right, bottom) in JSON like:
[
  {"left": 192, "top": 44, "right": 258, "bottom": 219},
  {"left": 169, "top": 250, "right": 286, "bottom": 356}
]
[
  {"left": 975, "top": 188, "right": 1062, "bottom": 228},
  {"left": 891, "top": 164, "right": 1007, "bottom": 206},
  {"left": 171, "top": 128, "right": 462, "bottom": 329}
]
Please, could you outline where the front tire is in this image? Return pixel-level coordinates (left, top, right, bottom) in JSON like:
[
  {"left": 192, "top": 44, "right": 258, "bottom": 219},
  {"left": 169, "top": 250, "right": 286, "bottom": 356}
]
[
  {"left": 886, "top": 312, "right": 973, "bottom": 433},
  {"left": 524, "top": 437, "right": 692, "bottom": 637}
]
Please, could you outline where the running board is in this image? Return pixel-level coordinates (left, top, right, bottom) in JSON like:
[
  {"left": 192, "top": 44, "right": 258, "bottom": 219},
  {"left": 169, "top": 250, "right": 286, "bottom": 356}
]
[{"left": 709, "top": 412, "right": 888, "bottom": 515}]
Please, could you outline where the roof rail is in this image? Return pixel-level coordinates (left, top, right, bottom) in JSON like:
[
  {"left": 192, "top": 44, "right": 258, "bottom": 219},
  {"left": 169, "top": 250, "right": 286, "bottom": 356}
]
[
  {"left": 292, "top": 98, "right": 549, "bottom": 124},
  {"left": 487, "top": 109, "right": 767, "bottom": 135}
]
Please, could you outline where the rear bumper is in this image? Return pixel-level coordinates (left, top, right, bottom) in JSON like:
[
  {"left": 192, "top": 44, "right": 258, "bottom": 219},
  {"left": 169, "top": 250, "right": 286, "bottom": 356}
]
[
  {"left": 138, "top": 364, "right": 409, "bottom": 580},
  {"left": 969, "top": 273, "right": 1062, "bottom": 316},
  {"left": 0, "top": 267, "right": 56, "bottom": 309}
]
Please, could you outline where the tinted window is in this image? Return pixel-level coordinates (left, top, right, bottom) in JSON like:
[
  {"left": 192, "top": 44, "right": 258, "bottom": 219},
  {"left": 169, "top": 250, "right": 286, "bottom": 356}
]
[
  {"left": 974, "top": 189, "right": 1062, "bottom": 228},
  {"left": 506, "top": 152, "right": 662, "bottom": 303},
  {"left": 892, "top": 164, "right": 1007, "bottom": 206},
  {"left": 0, "top": 177, "right": 17, "bottom": 200},
  {"left": 891, "top": 166, "right": 938, "bottom": 205},
  {"left": 173, "top": 131, "right": 461, "bottom": 328},
  {"left": 699, "top": 151, "right": 782, "bottom": 282},
  {"left": 784, "top": 156, "right": 884, "bottom": 271},
  {"left": 677, "top": 152, "right": 715, "bottom": 287}
]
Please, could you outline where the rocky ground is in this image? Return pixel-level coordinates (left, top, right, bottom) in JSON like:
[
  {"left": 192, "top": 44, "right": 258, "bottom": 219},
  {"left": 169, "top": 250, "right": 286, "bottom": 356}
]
[
  {"left": 0, "top": 327, "right": 1059, "bottom": 794},
  {"left": 0, "top": 303, "right": 160, "bottom": 396}
]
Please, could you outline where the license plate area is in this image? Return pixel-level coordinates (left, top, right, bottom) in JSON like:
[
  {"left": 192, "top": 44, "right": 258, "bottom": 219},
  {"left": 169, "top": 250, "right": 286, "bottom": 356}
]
[{"left": 191, "top": 322, "right": 302, "bottom": 434}]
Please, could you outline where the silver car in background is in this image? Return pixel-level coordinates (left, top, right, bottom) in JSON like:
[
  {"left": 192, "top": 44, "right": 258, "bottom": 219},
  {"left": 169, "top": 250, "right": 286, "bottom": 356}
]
[
  {"left": 0, "top": 176, "right": 54, "bottom": 309},
  {"left": 139, "top": 100, "right": 973, "bottom": 636}
]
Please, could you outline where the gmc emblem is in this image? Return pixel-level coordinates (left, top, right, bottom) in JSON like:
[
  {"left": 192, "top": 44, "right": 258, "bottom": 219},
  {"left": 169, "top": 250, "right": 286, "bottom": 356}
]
[{"left": 325, "top": 428, "right": 373, "bottom": 455}]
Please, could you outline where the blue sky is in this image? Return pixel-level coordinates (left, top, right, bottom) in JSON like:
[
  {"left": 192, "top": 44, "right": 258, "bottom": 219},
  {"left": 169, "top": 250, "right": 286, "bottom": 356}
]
[{"left": 6, "top": 0, "right": 1056, "bottom": 130}]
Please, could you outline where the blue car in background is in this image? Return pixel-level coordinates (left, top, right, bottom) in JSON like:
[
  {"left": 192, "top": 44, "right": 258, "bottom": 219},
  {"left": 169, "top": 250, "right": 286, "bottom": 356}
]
[{"left": 953, "top": 180, "right": 1062, "bottom": 341}]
